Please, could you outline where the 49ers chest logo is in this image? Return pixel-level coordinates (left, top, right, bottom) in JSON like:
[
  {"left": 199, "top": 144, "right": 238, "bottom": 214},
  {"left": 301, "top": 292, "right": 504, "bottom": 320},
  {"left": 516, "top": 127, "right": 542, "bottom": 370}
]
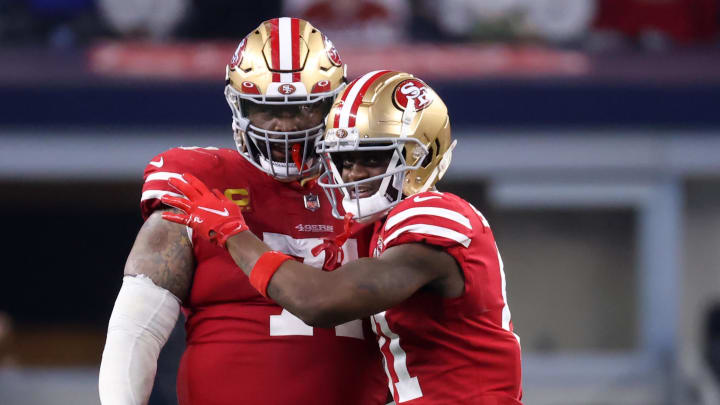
[
  {"left": 393, "top": 79, "right": 433, "bottom": 111},
  {"left": 280, "top": 84, "right": 296, "bottom": 95}
]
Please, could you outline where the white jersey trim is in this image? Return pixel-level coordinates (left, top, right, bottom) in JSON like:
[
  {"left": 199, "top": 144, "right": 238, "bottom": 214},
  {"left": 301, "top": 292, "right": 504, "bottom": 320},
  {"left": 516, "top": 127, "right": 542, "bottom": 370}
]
[
  {"left": 468, "top": 203, "right": 490, "bottom": 228},
  {"left": 385, "top": 207, "right": 472, "bottom": 232},
  {"left": 144, "top": 171, "right": 185, "bottom": 183},
  {"left": 384, "top": 224, "right": 471, "bottom": 248},
  {"left": 140, "top": 190, "right": 183, "bottom": 202},
  {"left": 497, "top": 244, "right": 511, "bottom": 332},
  {"left": 496, "top": 243, "right": 521, "bottom": 345}
]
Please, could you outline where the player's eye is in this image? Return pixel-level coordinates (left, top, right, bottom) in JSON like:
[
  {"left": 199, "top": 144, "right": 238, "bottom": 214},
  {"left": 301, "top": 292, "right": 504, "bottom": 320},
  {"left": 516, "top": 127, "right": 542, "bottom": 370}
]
[
  {"left": 299, "top": 100, "right": 332, "bottom": 116},
  {"left": 363, "top": 151, "right": 393, "bottom": 168},
  {"left": 365, "top": 159, "right": 387, "bottom": 169}
]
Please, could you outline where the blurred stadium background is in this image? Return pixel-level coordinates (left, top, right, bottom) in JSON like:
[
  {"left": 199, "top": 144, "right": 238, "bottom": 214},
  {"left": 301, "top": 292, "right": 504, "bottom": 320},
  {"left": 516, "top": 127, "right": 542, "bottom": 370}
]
[{"left": 1, "top": 0, "right": 720, "bottom": 404}]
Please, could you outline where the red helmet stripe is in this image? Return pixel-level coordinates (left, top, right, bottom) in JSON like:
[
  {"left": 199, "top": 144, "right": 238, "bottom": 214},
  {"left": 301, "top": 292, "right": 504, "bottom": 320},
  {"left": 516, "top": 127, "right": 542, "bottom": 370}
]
[
  {"left": 332, "top": 75, "right": 362, "bottom": 128},
  {"left": 348, "top": 70, "right": 391, "bottom": 127},
  {"left": 269, "top": 18, "right": 280, "bottom": 81},
  {"left": 291, "top": 18, "right": 300, "bottom": 71},
  {"left": 337, "top": 70, "right": 392, "bottom": 128},
  {"left": 291, "top": 18, "right": 301, "bottom": 82}
]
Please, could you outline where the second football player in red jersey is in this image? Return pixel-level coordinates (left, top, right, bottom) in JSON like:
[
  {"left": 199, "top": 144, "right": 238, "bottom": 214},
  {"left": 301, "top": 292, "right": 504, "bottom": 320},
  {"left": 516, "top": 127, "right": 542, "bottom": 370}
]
[
  {"left": 98, "top": 19, "right": 387, "bottom": 405},
  {"left": 163, "top": 71, "right": 523, "bottom": 404}
]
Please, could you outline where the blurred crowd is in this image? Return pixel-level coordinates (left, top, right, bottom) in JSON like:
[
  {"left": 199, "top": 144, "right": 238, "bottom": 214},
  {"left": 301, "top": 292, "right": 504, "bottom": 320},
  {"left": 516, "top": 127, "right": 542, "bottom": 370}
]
[{"left": 0, "top": 0, "right": 718, "bottom": 50}]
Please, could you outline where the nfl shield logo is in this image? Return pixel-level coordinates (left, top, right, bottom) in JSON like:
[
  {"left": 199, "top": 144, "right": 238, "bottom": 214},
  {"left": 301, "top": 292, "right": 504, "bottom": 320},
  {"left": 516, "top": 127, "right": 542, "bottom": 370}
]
[
  {"left": 373, "top": 236, "right": 384, "bottom": 257},
  {"left": 304, "top": 193, "right": 320, "bottom": 211}
]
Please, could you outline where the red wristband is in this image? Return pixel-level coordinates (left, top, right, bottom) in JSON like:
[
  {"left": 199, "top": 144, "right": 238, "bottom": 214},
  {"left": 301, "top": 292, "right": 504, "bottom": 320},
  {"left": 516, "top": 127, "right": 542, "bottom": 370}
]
[{"left": 249, "top": 251, "right": 293, "bottom": 298}]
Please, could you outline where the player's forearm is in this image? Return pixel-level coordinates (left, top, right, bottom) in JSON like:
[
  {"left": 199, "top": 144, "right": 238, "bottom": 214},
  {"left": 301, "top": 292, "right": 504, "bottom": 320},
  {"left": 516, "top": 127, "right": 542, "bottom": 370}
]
[
  {"left": 269, "top": 244, "right": 447, "bottom": 327},
  {"left": 225, "top": 231, "right": 376, "bottom": 325},
  {"left": 225, "top": 231, "right": 272, "bottom": 275},
  {"left": 267, "top": 258, "right": 393, "bottom": 327},
  {"left": 226, "top": 233, "right": 427, "bottom": 327}
]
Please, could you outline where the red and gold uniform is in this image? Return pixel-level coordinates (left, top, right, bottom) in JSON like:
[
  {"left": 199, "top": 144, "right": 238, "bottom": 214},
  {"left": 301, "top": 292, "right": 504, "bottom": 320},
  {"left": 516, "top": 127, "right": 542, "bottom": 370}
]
[
  {"left": 369, "top": 191, "right": 522, "bottom": 405},
  {"left": 141, "top": 146, "right": 387, "bottom": 405}
]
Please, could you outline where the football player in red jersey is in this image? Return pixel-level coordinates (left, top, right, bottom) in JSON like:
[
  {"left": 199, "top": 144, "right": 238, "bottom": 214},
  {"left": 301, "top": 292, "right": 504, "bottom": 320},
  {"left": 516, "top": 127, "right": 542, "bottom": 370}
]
[
  {"left": 162, "top": 71, "right": 523, "bottom": 405},
  {"left": 98, "top": 19, "right": 388, "bottom": 405}
]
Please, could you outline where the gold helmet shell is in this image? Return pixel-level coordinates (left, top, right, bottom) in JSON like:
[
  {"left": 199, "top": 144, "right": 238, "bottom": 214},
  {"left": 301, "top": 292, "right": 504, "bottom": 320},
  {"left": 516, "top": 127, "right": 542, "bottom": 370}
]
[
  {"left": 317, "top": 71, "right": 455, "bottom": 220},
  {"left": 224, "top": 18, "right": 347, "bottom": 179}
]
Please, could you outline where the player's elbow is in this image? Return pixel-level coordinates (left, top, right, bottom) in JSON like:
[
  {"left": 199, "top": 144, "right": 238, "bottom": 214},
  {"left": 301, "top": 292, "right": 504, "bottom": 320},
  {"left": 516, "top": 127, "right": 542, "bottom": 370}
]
[
  {"left": 289, "top": 297, "right": 344, "bottom": 328},
  {"left": 299, "top": 312, "right": 342, "bottom": 329}
]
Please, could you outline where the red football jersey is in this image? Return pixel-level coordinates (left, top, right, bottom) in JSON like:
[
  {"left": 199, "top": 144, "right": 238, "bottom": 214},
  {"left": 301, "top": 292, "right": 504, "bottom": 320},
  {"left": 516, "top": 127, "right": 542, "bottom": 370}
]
[
  {"left": 140, "top": 147, "right": 387, "bottom": 405},
  {"left": 369, "top": 191, "right": 523, "bottom": 405}
]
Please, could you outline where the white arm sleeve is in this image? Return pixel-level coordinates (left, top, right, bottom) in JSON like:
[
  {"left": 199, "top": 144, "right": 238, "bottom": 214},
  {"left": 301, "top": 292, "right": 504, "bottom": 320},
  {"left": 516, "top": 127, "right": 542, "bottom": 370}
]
[{"left": 99, "top": 275, "right": 181, "bottom": 405}]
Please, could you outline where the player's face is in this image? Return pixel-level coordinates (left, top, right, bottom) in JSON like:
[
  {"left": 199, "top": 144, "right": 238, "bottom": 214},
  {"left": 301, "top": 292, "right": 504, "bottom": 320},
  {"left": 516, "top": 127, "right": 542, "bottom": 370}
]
[
  {"left": 339, "top": 150, "right": 394, "bottom": 198},
  {"left": 246, "top": 101, "right": 331, "bottom": 160}
]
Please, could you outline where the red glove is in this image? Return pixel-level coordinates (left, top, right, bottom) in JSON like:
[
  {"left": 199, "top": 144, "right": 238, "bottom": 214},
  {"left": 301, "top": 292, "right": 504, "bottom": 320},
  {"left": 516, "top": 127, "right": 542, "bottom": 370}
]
[{"left": 161, "top": 173, "right": 248, "bottom": 247}]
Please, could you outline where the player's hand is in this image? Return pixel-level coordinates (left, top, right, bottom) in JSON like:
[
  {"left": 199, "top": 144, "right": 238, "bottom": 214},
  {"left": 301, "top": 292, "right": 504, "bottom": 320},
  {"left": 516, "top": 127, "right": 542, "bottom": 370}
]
[{"left": 161, "top": 173, "right": 248, "bottom": 247}]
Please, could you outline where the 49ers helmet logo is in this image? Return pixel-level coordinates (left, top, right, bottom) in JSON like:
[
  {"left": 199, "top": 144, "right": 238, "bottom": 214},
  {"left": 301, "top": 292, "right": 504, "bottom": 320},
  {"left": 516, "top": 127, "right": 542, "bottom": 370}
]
[
  {"left": 393, "top": 79, "right": 433, "bottom": 111},
  {"left": 229, "top": 37, "right": 247, "bottom": 69},
  {"left": 322, "top": 34, "right": 342, "bottom": 67},
  {"left": 280, "top": 84, "right": 296, "bottom": 95}
]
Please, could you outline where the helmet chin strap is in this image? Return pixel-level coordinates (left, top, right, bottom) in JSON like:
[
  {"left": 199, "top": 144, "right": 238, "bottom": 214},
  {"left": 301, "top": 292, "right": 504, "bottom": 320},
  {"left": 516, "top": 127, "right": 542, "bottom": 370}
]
[
  {"left": 258, "top": 154, "right": 302, "bottom": 179},
  {"left": 341, "top": 192, "right": 393, "bottom": 222}
]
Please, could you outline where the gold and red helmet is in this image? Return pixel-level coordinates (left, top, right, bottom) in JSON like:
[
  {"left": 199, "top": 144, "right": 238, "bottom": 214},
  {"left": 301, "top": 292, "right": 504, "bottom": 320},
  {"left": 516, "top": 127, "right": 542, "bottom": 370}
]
[
  {"left": 224, "top": 17, "right": 347, "bottom": 179},
  {"left": 317, "top": 71, "right": 456, "bottom": 221}
]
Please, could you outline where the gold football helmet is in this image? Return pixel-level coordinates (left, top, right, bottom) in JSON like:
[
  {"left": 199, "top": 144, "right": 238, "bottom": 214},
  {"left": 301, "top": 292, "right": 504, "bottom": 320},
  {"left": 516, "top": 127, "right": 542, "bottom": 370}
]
[
  {"left": 317, "top": 71, "right": 456, "bottom": 221},
  {"left": 224, "top": 18, "right": 347, "bottom": 179}
]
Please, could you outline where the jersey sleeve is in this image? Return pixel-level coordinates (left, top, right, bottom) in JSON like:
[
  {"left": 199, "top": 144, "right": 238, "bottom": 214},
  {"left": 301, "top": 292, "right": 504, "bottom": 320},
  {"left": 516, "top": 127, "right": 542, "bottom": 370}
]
[
  {"left": 139, "top": 147, "right": 219, "bottom": 220},
  {"left": 381, "top": 192, "right": 477, "bottom": 251}
]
